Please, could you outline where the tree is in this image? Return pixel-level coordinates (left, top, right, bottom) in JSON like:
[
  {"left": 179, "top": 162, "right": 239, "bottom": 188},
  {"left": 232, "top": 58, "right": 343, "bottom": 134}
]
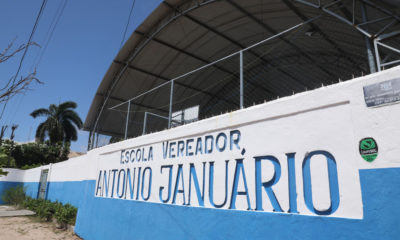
[
  {"left": 0, "top": 41, "right": 41, "bottom": 176},
  {"left": 30, "top": 101, "right": 83, "bottom": 144},
  {"left": 0, "top": 41, "right": 41, "bottom": 104}
]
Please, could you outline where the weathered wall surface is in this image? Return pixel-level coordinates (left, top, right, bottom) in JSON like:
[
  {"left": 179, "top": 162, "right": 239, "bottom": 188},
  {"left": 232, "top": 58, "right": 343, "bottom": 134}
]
[{"left": 1, "top": 66, "right": 400, "bottom": 239}]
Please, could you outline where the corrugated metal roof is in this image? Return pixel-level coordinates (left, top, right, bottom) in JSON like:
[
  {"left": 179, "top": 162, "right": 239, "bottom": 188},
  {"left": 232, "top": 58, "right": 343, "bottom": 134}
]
[{"left": 84, "top": 0, "right": 400, "bottom": 142}]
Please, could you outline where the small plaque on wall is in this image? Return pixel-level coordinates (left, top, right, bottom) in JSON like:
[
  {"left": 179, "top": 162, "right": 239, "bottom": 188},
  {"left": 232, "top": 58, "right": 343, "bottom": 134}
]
[{"left": 363, "top": 78, "right": 400, "bottom": 107}]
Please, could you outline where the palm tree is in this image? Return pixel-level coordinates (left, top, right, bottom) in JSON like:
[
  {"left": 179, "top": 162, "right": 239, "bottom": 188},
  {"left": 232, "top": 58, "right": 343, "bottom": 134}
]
[{"left": 30, "top": 101, "right": 83, "bottom": 144}]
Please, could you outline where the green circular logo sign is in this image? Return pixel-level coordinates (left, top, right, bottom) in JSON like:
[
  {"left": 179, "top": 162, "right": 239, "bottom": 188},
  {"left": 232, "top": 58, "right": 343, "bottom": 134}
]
[{"left": 359, "top": 137, "right": 378, "bottom": 162}]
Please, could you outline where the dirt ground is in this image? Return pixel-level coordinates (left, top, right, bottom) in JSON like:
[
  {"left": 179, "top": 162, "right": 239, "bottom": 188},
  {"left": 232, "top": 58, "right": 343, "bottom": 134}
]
[{"left": 0, "top": 216, "right": 82, "bottom": 240}]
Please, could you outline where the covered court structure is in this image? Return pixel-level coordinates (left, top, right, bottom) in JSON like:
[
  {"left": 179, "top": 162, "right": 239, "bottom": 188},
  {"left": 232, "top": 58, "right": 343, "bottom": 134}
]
[{"left": 83, "top": 0, "right": 400, "bottom": 149}]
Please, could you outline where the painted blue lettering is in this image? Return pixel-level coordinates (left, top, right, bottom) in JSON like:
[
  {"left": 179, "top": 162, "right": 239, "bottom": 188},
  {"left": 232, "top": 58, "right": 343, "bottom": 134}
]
[
  {"left": 169, "top": 142, "right": 176, "bottom": 158},
  {"left": 302, "top": 150, "right": 340, "bottom": 215},
  {"left": 287, "top": 153, "right": 298, "bottom": 213},
  {"left": 254, "top": 155, "right": 283, "bottom": 212},
  {"left": 186, "top": 139, "right": 194, "bottom": 156},
  {"left": 141, "top": 167, "right": 152, "bottom": 201},
  {"left": 177, "top": 141, "right": 185, "bottom": 157},
  {"left": 120, "top": 150, "right": 125, "bottom": 164},
  {"left": 136, "top": 167, "right": 142, "bottom": 200},
  {"left": 136, "top": 149, "right": 142, "bottom": 162},
  {"left": 125, "top": 151, "right": 129, "bottom": 163},
  {"left": 102, "top": 170, "right": 110, "bottom": 197},
  {"left": 96, "top": 170, "right": 102, "bottom": 196},
  {"left": 230, "top": 130, "right": 241, "bottom": 150},
  {"left": 205, "top": 135, "right": 214, "bottom": 154},
  {"left": 216, "top": 133, "right": 227, "bottom": 152},
  {"left": 230, "top": 159, "right": 251, "bottom": 210},
  {"left": 162, "top": 142, "right": 169, "bottom": 159},
  {"left": 142, "top": 148, "right": 147, "bottom": 162},
  {"left": 125, "top": 168, "right": 136, "bottom": 199},
  {"left": 195, "top": 138, "right": 203, "bottom": 155},
  {"left": 209, "top": 161, "right": 229, "bottom": 208},
  {"left": 130, "top": 149, "right": 135, "bottom": 162},
  {"left": 188, "top": 163, "right": 205, "bottom": 206},
  {"left": 148, "top": 147, "right": 153, "bottom": 161},
  {"left": 117, "top": 169, "right": 126, "bottom": 198},
  {"left": 172, "top": 164, "right": 185, "bottom": 205},
  {"left": 110, "top": 169, "right": 118, "bottom": 198},
  {"left": 159, "top": 165, "right": 173, "bottom": 203}
]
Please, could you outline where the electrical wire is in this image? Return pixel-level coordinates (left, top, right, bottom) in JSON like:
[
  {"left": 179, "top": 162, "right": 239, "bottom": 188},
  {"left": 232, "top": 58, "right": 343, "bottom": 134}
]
[
  {"left": 120, "top": 0, "right": 136, "bottom": 49},
  {"left": 5, "top": 0, "right": 67, "bottom": 132},
  {"left": 0, "top": 0, "right": 48, "bottom": 122},
  {"left": 34, "top": 0, "right": 68, "bottom": 69}
]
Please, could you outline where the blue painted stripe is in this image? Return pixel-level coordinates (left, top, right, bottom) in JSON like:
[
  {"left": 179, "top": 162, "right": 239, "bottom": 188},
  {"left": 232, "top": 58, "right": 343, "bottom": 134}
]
[
  {"left": 0, "top": 181, "right": 84, "bottom": 207},
  {"left": 46, "top": 181, "right": 86, "bottom": 207},
  {"left": 74, "top": 168, "right": 400, "bottom": 240},
  {"left": 2, "top": 168, "right": 399, "bottom": 239},
  {"left": 0, "top": 182, "right": 23, "bottom": 204}
]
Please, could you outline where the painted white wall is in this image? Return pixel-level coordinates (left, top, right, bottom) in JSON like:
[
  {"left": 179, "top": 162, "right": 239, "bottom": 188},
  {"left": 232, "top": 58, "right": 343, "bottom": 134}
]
[{"left": 1, "top": 66, "right": 400, "bottom": 220}]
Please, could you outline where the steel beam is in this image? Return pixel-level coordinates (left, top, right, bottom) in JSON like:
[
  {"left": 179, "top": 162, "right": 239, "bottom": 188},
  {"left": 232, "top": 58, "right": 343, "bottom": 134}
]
[
  {"left": 361, "top": 2, "right": 377, "bottom": 73},
  {"left": 135, "top": 27, "right": 278, "bottom": 97},
  {"left": 239, "top": 50, "right": 244, "bottom": 109},
  {"left": 163, "top": 1, "right": 311, "bottom": 88},
  {"left": 284, "top": 0, "right": 365, "bottom": 73},
  {"left": 168, "top": 80, "right": 174, "bottom": 129},
  {"left": 90, "top": 0, "right": 217, "bottom": 141},
  {"left": 124, "top": 101, "right": 131, "bottom": 139},
  {"left": 96, "top": 93, "right": 168, "bottom": 113},
  {"left": 142, "top": 112, "right": 147, "bottom": 135},
  {"left": 227, "top": 0, "right": 335, "bottom": 78},
  {"left": 113, "top": 60, "right": 239, "bottom": 107}
]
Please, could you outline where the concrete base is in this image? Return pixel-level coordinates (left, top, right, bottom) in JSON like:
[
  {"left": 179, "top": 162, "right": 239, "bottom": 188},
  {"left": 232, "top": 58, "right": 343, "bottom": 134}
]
[{"left": 0, "top": 205, "right": 35, "bottom": 217}]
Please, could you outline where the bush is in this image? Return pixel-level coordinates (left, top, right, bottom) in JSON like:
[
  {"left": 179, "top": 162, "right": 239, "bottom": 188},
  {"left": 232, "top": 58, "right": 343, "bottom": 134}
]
[
  {"left": 54, "top": 203, "right": 77, "bottom": 228},
  {"left": 22, "top": 196, "right": 38, "bottom": 210},
  {"left": 21, "top": 197, "right": 77, "bottom": 228},
  {"left": 1, "top": 185, "right": 25, "bottom": 206},
  {"left": 36, "top": 199, "right": 56, "bottom": 221},
  {"left": 11, "top": 141, "right": 70, "bottom": 168}
]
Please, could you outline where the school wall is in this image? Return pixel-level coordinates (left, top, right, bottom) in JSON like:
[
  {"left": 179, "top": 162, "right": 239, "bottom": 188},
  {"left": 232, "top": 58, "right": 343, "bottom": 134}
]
[{"left": 0, "top": 66, "right": 400, "bottom": 239}]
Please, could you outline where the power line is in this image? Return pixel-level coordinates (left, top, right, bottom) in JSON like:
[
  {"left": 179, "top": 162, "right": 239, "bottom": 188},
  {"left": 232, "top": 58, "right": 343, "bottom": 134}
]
[
  {"left": 0, "top": 0, "right": 49, "bottom": 122},
  {"left": 6, "top": 0, "right": 69, "bottom": 129},
  {"left": 120, "top": 0, "right": 136, "bottom": 49},
  {"left": 34, "top": 0, "right": 68, "bottom": 69}
]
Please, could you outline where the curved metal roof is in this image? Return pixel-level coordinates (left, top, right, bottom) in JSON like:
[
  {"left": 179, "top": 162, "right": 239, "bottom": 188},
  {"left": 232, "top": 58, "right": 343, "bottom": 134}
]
[{"left": 84, "top": 0, "right": 400, "bottom": 144}]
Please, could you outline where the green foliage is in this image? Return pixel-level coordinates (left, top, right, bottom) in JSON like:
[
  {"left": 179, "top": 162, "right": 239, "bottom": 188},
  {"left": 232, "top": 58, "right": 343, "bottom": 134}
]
[
  {"left": 22, "top": 197, "right": 77, "bottom": 228},
  {"left": 36, "top": 199, "right": 60, "bottom": 221},
  {"left": 0, "top": 168, "right": 8, "bottom": 176},
  {"left": 20, "top": 163, "right": 42, "bottom": 170},
  {"left": 0, "top": 139, "right": 16, "bottom": 168},
  {"left": 10, "top": 140, "right": 70, "bottom": 168},
  {"left": 109, "top": 136, "right": 123, "bottom": 144},
  {"left": 22, "top": 196, "right": 40, "bottom": 210},
  {"left": 30, "top": 101, "right": 83, "bottom": 144},
  {"left": 1, "top": 185, "right": 26, "bottom": 206},
  {"left": 54, "top": 203, "right": 77, "bottom": 226}
]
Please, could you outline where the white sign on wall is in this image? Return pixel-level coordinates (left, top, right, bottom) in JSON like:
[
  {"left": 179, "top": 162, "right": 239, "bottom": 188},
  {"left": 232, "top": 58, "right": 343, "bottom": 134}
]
[{"left": 94, "top": 102, "right": 363, "bottom": 219}]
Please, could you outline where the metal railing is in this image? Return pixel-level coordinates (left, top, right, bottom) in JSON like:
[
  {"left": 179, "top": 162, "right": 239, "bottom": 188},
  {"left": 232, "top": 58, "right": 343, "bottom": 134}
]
[{"left": 89, "top": 1, "right": 400, "bottom": 148}]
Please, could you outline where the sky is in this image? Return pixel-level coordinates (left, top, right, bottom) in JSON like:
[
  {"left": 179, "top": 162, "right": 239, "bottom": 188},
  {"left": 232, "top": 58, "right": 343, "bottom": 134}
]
[{"left": 0, "top": 0, "right": 161, "bottom": 152}]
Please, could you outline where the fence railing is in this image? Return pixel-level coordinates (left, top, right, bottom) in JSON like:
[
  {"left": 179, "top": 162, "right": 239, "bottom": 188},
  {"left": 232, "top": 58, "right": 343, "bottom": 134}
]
[{"left": 90, "top": 13, "right": 375, "bottom": 148}]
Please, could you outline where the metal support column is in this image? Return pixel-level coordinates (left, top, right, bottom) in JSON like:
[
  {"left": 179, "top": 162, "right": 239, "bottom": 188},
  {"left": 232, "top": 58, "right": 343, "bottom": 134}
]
[
  {"left": 373, "top": 39, "right": 381, "bottom": 71},
  {"left": 87, "top": 130, "right": 92, "bottom": 150},
  {"left": 168, "top": 80, "right": 174, "bottom": 129},
  {"left": 95, "top": 131, "right": 99, "bottom": 148},
  {"left": 124, "top": 100, "right": 131, "bottom": 139},
  {"left": 361, "top": 2, "right": 377, "bottom": 73},
  {"left": 239, "top": 51, "right": 244, "bottom": 109},
  {"left": 142, "top": 112, "right": 148, "bottom": 135}
]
